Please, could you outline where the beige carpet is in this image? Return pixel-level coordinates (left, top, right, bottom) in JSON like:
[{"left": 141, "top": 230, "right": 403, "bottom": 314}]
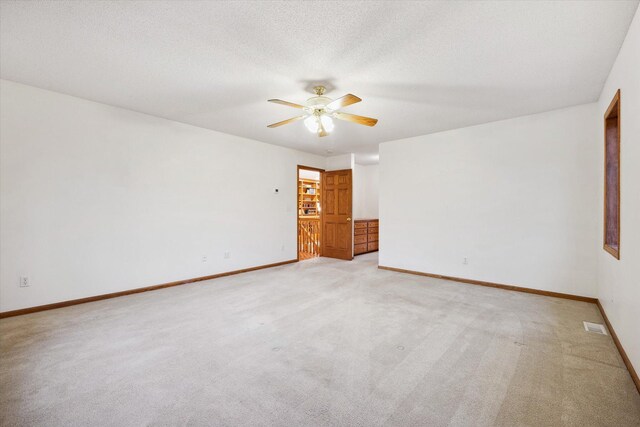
[{"left": 1, "top": 253, "right": 639, "bottom": 426}]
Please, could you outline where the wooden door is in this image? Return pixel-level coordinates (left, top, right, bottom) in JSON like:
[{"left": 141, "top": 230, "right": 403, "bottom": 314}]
[{"left": 322, "top": 169, "right": 353, "bottom": 260}]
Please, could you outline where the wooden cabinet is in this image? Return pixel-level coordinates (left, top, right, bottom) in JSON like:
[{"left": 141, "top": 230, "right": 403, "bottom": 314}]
[
  {"left": 354, "top": 219, "right": 379, "bottom": 255},
  {"left": 354, "top": 234, "right": 367, "bottom": 245}
]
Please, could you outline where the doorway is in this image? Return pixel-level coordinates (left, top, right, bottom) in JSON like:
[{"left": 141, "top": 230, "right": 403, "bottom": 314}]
[
  {"left": 297, "top": 165, "right": 354, "bottom": 262},
  {"left": 298, "top": 166, "right": 323, "bottom": 260}
]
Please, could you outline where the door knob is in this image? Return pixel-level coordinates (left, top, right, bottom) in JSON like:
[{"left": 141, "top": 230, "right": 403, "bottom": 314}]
[{"left": 347, "top": 217, "right": 351, "bottom": 221}]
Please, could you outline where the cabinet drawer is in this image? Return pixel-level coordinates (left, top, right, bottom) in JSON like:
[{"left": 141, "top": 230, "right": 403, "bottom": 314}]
[
  {"left": 354, "top": 227, "right": 367, "bottom": 235},
  {"left": 354, "top": 221, "right": 367, "bottom": 229},
  {"left": 367, "top": 221, "right": 379, "bottom": 228},
  {"left": 367, "top": 241, "right": 378, "bottom": 251},
  {"left": 354, "top": 234, "right": 367, "bottom": 244},
  {"left": 367, "top": 226, "right": 378, "bottom": 235},
  {"left": 367, "top": 233, "right": 378, "bottom": 242},
  {"left": 354, "top": 243, "right": 368, "bottom": 254}
]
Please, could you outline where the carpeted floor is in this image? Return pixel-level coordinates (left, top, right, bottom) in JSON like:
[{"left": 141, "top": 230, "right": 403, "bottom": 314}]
[{"left": 1, "top": 253, "right": 639, "bottom": 426}]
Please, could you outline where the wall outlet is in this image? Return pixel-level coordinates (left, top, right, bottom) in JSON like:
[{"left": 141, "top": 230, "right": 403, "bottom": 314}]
[
  {"left": 224, "top": 251, "right": 231, "bottom": 259},
  {"left": 202, "top": 256, "right": 207, "bottom": 263},
  {"left": 19, "top": 276, "right": 29, "bottom": 287},
  {"left": 463, "top": 257, "right": 469, "bottom": 265}
]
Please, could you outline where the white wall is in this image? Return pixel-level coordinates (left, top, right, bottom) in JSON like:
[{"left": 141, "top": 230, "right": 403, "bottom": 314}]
[
  {"left": 596, "top": 8, "right": 640, "bottom": 376},
  {"left": 0, "top": 80, "right": 325, "bottom": 312},
  {"left": 379, "top": 103, "right": 599, "bottom": 297},
  {"left": 353, "top": 164, "right": 379, "bottom": 219},
  {"left": 326, "top": 153, "right": 354, "bottom": 171},
  {"left": 298, "top": 169, "right": 320, "bottom": 181}
]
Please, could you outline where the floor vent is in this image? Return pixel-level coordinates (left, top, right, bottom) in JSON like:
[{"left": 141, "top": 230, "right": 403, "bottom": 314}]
[{"left": 583, "top": 321, "right": 607, "bottom": 335}]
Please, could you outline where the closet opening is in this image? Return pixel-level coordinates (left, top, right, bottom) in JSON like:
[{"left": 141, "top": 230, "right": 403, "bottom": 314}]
[{"left": 297, "top": 166, "right": 323, "bottom": 261}]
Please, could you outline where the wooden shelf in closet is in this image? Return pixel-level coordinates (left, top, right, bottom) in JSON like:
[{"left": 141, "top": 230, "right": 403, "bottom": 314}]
[{"left": 299, "top": 178, "right": 320, "bottom": 217}]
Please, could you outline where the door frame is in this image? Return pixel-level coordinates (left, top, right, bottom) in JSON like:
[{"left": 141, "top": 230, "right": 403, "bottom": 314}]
[{"left": 296, "top": 165, "right": 325, "bottom": 261}]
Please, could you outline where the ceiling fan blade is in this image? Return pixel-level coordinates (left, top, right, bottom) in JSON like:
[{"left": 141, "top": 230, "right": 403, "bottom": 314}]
[
  {"left": 268, "top": 99, "right": 305, "bottom": 109},
  {"left": 267, "top": 115, "right": 306, "bottom": 128},
  {"left": 333, "top": 112, "right": 378, "bottom": 127},
  {"left": 326, "top": 94, "right": 361, "bottom": 111},
  {"left": 318, "top": 119, "right": 328, "bottom": 137}
]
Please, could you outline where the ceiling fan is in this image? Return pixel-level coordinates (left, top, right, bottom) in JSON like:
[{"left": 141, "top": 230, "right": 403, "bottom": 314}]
[{"left": 267, "top": 86, "right": 378, "bottom": 137}]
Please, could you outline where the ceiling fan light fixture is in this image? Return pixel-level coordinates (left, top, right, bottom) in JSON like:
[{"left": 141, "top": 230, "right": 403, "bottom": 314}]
[
  {"left": 320, "top": 115, "right": 334, "bottom": 132},
  {"left": 304, "top": 116, "right": 319, "bottom": 133},
  {"left": 304, "top": 115, "right": 334, "bottom": 134}
]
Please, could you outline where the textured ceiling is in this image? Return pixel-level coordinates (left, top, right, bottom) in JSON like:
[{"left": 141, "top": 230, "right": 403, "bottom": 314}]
[{"left": 1, "top": 1, "right": 638, "bottom": 164}]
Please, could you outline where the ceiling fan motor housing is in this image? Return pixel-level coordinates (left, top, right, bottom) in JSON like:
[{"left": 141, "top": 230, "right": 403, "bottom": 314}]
[{"left": 305, "top": 96, "right": 333, "bottom": 114}]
